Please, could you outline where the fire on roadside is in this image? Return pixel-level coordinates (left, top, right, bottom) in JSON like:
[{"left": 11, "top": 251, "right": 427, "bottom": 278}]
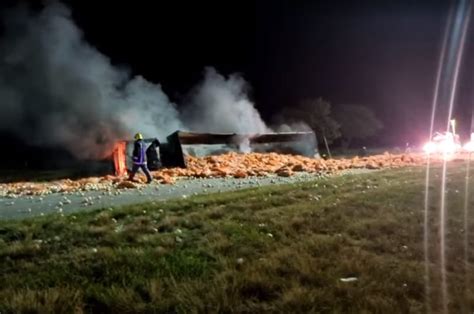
[{"left": 113, "top": 141, "right": 127, "bottom": 177}]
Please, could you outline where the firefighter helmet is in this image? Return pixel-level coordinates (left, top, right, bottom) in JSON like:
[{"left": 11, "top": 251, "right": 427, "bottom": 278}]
[{"left": 134, "top": 133, "right": 143, "bottom": 140}]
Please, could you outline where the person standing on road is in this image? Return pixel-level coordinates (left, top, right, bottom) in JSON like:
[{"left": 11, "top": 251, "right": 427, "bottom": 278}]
[{"left": 128, "top": 133, "right": 153, "bottom": 183}]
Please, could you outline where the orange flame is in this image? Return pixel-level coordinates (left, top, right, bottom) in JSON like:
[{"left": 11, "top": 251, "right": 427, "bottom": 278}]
[{"left": 113, "top": 141, "right": 127, "bottom": 176}]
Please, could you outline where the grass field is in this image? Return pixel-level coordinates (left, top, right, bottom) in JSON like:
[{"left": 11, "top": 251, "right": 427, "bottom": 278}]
[{"left": 1, "top": 161, "right": 474, "bottom": 313}]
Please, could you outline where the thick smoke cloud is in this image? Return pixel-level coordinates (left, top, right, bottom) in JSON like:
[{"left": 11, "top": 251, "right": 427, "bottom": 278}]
[
  {"left": 0, "top": 3, "right": 184, "bottom": 159},
  {"left": 0, "top": 3, "right": 270, "bottom": 160}
]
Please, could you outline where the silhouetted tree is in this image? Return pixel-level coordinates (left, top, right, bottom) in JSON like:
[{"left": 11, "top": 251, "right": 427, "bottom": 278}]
[
  {"left": 277, "top": 98, "right": 341, "bottom": 156},
  {"left": 333, "top": 104, "right": 383, "bottom": 148}
]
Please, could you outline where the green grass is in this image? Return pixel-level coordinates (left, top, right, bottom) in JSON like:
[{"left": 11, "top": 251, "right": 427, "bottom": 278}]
[{"left": 1, "top": 161, "right": 474, "bottom": 313}]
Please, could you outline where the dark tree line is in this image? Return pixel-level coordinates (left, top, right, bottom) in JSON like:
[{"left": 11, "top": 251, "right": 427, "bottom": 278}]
[{"left": 277, "top": 97, "right": 383, "bottom": 151}]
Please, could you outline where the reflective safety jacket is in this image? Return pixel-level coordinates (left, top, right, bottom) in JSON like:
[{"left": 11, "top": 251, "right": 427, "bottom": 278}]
[{"left": 132, "top": 140, "right": 146, "bottom": 165}]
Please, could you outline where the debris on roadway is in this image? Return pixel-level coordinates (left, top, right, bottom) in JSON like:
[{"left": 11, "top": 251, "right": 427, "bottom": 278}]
[{"left": 0, "top": 152, "right": 428, "bottom": 197}]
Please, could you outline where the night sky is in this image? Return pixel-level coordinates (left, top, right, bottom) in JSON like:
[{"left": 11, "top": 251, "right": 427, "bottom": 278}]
[{"left": 1, "top": 0, "right": 472, "bottom": 159}]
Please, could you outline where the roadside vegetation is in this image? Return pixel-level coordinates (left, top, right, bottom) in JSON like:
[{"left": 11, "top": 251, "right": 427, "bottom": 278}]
[{"left": 1, "top": 161, "right": 473, "bottom": 313}]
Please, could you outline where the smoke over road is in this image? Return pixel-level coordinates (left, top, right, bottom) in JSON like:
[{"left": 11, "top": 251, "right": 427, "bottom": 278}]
[{"left": 0, "top": 2, "right": 269, "bottom": 159}]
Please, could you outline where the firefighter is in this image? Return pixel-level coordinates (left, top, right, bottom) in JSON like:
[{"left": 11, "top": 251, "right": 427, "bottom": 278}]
[
  {"left": 128, "top": 133, "right": 153, "bottom": 183},
  {"left": 146, "top": 138, "right": 161, "bottom": 171}
]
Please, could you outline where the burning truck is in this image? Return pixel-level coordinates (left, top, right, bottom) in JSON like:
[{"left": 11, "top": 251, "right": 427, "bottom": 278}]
[{"left": 113, "top": 130, "right": 317, "bottom": 176}]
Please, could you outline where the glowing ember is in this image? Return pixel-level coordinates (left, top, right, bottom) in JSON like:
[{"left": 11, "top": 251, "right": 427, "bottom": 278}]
[{"left": 113, "top": 141, "right": 128, "bottom": 176}]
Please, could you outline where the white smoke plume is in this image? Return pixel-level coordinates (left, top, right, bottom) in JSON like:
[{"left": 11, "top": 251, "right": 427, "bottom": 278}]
[
  {"left": 0, "top": 3, "right": 184, "bottom": 159},
  {"left": 274, "top": 121, "right": 313, "bottom": 133},
  {"left": 0, "top": 3, "right": 273, "bottom": 161},
  {"left": 181, "top": 67, "right": 270, "bottom": 134},
  {"left": 272, "top": 121, "right": 318, "bottom": 157}
]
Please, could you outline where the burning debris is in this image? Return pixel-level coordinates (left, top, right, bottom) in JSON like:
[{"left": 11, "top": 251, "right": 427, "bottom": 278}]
[{"left": 113, "top": 141, "right": 128, "bottom": 176}]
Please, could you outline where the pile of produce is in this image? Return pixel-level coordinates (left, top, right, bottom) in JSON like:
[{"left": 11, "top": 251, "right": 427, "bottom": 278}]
[
  {"left": 153, "top": 152, "right": 425, "bottom": 184},
  {"left": 0, "top": 152, "right": 427, "bottom": 197}
]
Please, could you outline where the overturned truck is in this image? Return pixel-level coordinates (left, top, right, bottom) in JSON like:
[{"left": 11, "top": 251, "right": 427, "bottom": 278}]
[{"left": 113, "top": 130, "right": 317, "bottom": 176}]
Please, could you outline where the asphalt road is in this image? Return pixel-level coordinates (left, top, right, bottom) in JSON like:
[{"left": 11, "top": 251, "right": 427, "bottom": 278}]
[{"left": 0, "top": 172, "right": 338, "bottom": 220}]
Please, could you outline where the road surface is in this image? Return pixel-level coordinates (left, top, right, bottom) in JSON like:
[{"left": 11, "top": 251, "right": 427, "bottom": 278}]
[{"left": 0, "top": 170, "right": 367, "bottom": 220}]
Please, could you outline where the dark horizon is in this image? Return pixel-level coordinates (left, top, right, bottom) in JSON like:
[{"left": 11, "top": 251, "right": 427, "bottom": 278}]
[
  {"left": 0, "top": 0, "right": 472, "bottom": 167},
  {"left": 66, "top": 1, "right": 474, "bottom": 144}
]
